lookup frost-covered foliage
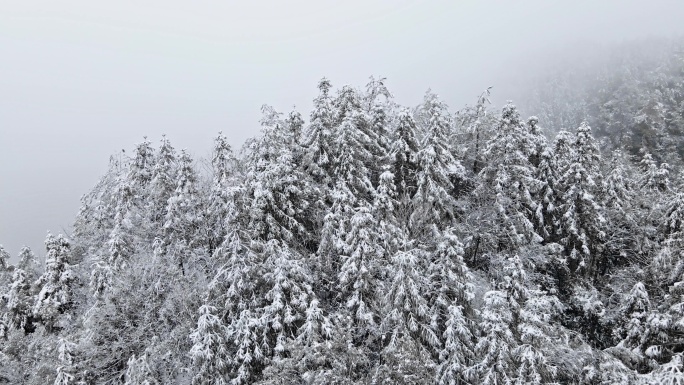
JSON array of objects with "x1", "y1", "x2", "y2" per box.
[{"x1": 3, "y1": 71, "x2": 684, "y2": 384}]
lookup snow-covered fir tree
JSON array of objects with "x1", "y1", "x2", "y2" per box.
[
  {"x1": 410, "y1": 91, "x2": 465, "y2": 236},
  {"x1": 33, "y1": 233, "x2": 76, "y2": 332},
  {"x1": 557, "y1": 122, "x2": 607, "y2": 279}
]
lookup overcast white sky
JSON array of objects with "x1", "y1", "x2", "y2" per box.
[{"x1": 2, "y1": 0, "x2": 684, "y2": 260}]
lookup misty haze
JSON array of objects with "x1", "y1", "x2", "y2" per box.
[{"x1": 3, "y1": 1, "x2": 684, "y2": 384}]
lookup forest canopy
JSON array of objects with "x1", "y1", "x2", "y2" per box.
[{"x1": 2, "y1": 38, "x2": 684, "y2": 384}]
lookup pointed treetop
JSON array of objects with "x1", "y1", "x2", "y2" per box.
[
  {"x1": 0, "y1": 244, "x2": 9, "y2": 271},
  {"x1": 317, "y1": 77, "x2": 332, "y2": 96}
]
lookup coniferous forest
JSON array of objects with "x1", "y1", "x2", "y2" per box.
[{"x1": 4, "y1": 39, "x2": 684, "y2": 384}]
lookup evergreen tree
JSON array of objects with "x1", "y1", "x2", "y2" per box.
[
  {"x1": 127, "y1": 138, "x2": 155, "y2": 197},
  {"x1": 163, "y1": 149, "x2": 206, "y2": 275},
  {"x1": 189, "y1": 305, "x2": 231, "y2": 385},
  {"x1": 410, "y1": 91, "x2": 465, "y2": 235},
  {"x1": 364, "y1": 76, "x2": 394, "y2": 185},
  {"x1": 257, "y1": 298, "x2": 334, "y2": 385},
  {"x1": 455, "y1": 87, "x2": 495, "y2": 175},
  {"x1": 376, "y1": 242, "x2": 438, "y2": 384},
  {"x1": 552, "y1": 130, "x2": 576, "y2": 176},
  {"x1": 437, "y1": 304, "x2": 477, "y2": 385},
  {"x1": 206, "y1": 131, "x2": 240, "y2": 258},
  {"x1": 534, "y1": 147, "x2": 561, "y2": 242},
  {"x1": 303, "y1": 78, "x2": 336, "y2": 187},
  {"x1": 221, "y1": 240, "x2": 320, "y2": 385},
  {"x1": 244, "y1": 105, "x2": 317, "y2": 246},
  {"x1": 391, "y1": 108, "x2": 421, "y2": 204},
  {"x1": 33, "y1": 233, "x2": 75, "y2": 332},
  {"x1": 332, "y1": 88, "x2": 377, "y2": 203},
  {"x1": 469, "y1": 290, "x2": 516, "y2": 385},
  {"x1": 6, "y1": 249, "x2": 38, "y2": 330},
  {"x1": 105, "y1": 173, "x2": 136, "y2": 271},
  {"x1": 640, "y1": 152, "x2": 671, "y2": 193},
  {"x1": 527, "y1": 116, "x2": 549, "y2": 168},
  {"x1": 616, "y1": 282, "x2": 651, "y2": 352},
  {"x1": 557, "y1": 123, "x2": 607, "y2": 279},
  {"x1": 480, "y1": 103, "x2": 543, "y2": 249},
  {"x1": 338, "y1": 205, "x2": 381, "y2": 334},
  {"x1": 372, "y1": 168, "x2": 403, "y2": 263},
  {"x1": 0, "y1": 245, "x2": 9, "y2": 272},
  {"x1": 54, "y1": 338, "x2": 77, "y2": 385},
  {"x1": 148, "y1": 135, "x2": 177, "y2": 227},
  {"x1": 316, "y1": 181, "x2": 356, "y2": 301},
  {"x1": 432, "y1": 229, "x2": 477, "y2": 385},
  {"x1": 603, "y1": 150, "x2": 636, "y2": 215}
]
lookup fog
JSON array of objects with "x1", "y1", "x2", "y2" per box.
[{"x1": 1, "y1": 0, "x2": 684, "y2": 260}]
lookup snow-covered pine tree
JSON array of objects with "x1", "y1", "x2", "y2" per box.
[
  {"x1": 337, "y1": 205, "x2": 382, "y2": 336},
  {"x1": 410, "y1": 91, "x2": 465, "y2": 236},
  {"x1": 432, "y1": 229, "x2": 477, "y2": 385},
  {"x1": 471, "y1": 256, "x2": 561, "y2": 384},
  {"x1": 17, "y1": 246, "x2": 39, "y2": 277},
  {"x1": 616, "y1": 282, "x2": 651, "y2": 353},
  {"x1": 54, "y1": 338, "x2": 78, "y2": 385},
  {"x1": 104, "y1": 167, "x2": 137, "y2": 272},
  {"x1": 110, "y1": 138, "x2": 156, "y2": 253},
  {"x1": 97, "y1": 139, "x2": 156, "y2": 281},
  {"x1": 6, "y1": 248, "x2": 39, "y2": 330},
  {"x1": 303, "y1": 78, "x2": 336, "y2": 187},
  {"x1": 552, "y1": 130, "x2": 576, "y2": 177},
  {"x1": 603, "y1": 150, "x2": 636, "y2": 217},
  {"x1": 657, "y1": 193, "x2": 684, "y2": 357},
  {"x1": 437, "y1": 304, "x2": 477, "y2": 385},
  {"x1": 286, "y1": 109, "x2": 305, "y2": 146},
  {"x1": 364, "y1": 76, "x2": 393, "y2": 159},
  {"x1": 72, "y1": 151, "x2": 127, "y2": 262},
  {"x1": 372, "y1": 167, "x2": 403, "y2": 267},
  {"x1": 127, "y1": 138, "x2": 155, "y2": 194},
  {"x1": 243, "y1": 105, "x2": 317, "y2": 247},
  {"x1": 33, "y1": 233, "x2": 75, "y2": 332},
  {"x1": 468, "y1": 289, "x2": 516, "y2": 384},
  {"x1": 514, "y1": 292, "x2": 562, "y2": 385},
  {"x1": 527, "y1": 116, "x2": 549, "y2": 169},
  {"x1": 5, "y1": 247, "x2": 39, "y2": 331},
  {"x1": 299, "y1": 312, "x2": 370, "y2": 385},
  {"x1": 375, "y1": 241, "x2": 439, "y2": 385},
  {"x1": 148, "y1": 135, "x2": 177, "y2": 228},
  {"x1": 290, "y1": 299, "x2": 335, "y2": 382},
  {"x1": 189, "y1": 305, "x2": 231, "y2": 385},
  {"x1": 206, "y1": 131, "x2": 240, "y2": 260},
  {"x1": 362, "y1": 76, "x2": 394, "y2": 189},
  {"x1": 640, "y1": 152, "x2": 671, "y2": 193},
  {"x1": 331, "y1": 87, "x2": 377, "y2": 204},
  {"x1": 454, "y1": 87, "x2": 495, "y2": 175},
  {"x1": 224, "y1": 240, "x2": 320, "y2": 385},
  {"x1": 557, "y1": 122, "x2": 607, "y2": 279},
  {"x1": 429, "y1": 227, "x2": 474, "y2": 328},
  {"x1": 163, "y1": 149, "x2": 206, "y2": 275},
  {"x1": 479, "y1": 103, "x2": 543, "y2": 250},
  {"x1": 315, "y1": 181, "x2": 356, "y2": 301},
  {"x1": 0, "y1": 245, "x2": 9, "y2": 272},
  {"x1": 533, "y1": 146, "x2": 562, "y2": 243},
  {"x1": 391, "y1": 108, "x2": 421, "y2": 209},
  {"x1": 254, "y1": 245, "x2": 332, "y2": 385},
  {"x1": 0, "y1": 245, "x2": 11, "y2": 314}
]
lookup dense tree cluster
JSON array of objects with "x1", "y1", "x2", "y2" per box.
[
  {"x1": 3, "y1": 60, "x2": 684, "y2": 384},
  {"x1": 522, "y1": 38, "x2": 684, "y2": 167}
]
